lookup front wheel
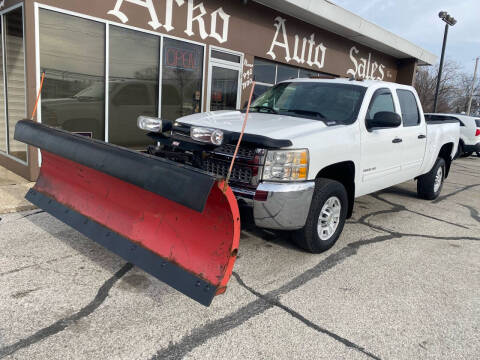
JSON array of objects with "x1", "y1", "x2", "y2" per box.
[
  {"x1": 293, "y1": 178, "x2": 348, "y2": 253},
  {"x1": 417, "y1": 157, "x2": 445, "y2": 200}
]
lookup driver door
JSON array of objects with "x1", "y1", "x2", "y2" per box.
[{"x1": 359, "y1": 88, "x2": 404, "y2": 195}]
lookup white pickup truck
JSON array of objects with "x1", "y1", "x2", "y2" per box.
[{"x1": 139, "y1": 78, "x2": 460, "y2": 253}]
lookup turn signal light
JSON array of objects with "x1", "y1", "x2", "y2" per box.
[{"x1": 254, "y1": 190, "x2": 269, "y2": 202}]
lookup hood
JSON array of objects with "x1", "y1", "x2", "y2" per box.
[{"x1": 177, "y1": 111, "x2": 328, "y2": 140}]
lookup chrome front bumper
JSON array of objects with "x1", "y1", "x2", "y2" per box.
[{"x1": 240, "y1": 181, "x2": 315, "y2": 230}]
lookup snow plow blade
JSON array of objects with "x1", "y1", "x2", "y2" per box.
[{"x1": 14, "y1": 120, "x2": 240, "y2": 306}]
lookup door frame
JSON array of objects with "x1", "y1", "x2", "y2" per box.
[{"x1": 207, "y1": 46, "x2": 244, "y2": 112}]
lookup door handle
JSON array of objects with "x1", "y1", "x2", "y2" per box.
[
  {"x1": 418, "y1": 134, "x2": 426, "y2": 139},
  {"x1": 392, "y1": 138, "x2": 403, "y2": 144}
]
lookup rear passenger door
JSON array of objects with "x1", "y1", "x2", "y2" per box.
[{"x1": 396, "y1": 89, "x2": 426, "y2": 178}]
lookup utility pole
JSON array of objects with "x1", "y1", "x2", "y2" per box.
[
  {"x1": 433, "y1": 11, "x2": 457, "y2": 113},
  {"x1": 467, "y1": 57, "x2": 479, "y2": 116}
]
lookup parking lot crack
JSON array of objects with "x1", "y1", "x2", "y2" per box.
[
  {"x1": 432, "y1": 183, "x2": 480, "y2": 204},
  {"x1": 232, "y1": 272, "x2": 382, "y2": 360},
  {"x1": 371, "y1": 193, "x2": 470, "y2": 229},
  {"x1": 149, "y1": 233, "x2": 396, "y2": 360},
  {"x1": 0, "y1": 263, "x2": 133, "y2": 359}
]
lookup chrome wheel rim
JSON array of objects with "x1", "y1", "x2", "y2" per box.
[
  {"x1": 317, "y1": 196, "x2": 341, "y2": 241},
  {"x1": 434, "y1": 166, "x2": 443, "y2": 193}
]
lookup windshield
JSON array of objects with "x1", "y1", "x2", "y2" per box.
[{"x1": 249, "y1": 82, "x2": 367, "y2": 125}]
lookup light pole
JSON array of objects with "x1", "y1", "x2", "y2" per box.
[
  {"x1": 432, "y1": 11, "x2": 457, "y2": 113},
  {"x1": 467, "y1": 57, "x2": 479, "y2": 116}
]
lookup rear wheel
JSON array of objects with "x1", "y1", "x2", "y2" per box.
[
  {"x1": 293, "y1": 178, "x2": 348, "y2": 253},
  {"x1": 417, "y1": 157, "x2": 445, "y2": 200},
  {"x1": 463, "y1": 151, "x2": 473, "y2": 157}
]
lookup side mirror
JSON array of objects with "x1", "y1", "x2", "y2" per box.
[{"x1": 367, "y1": 111, "x2": 401, "y2": 131}]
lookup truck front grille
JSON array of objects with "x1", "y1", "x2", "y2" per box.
[
  {"x1": 212, "y1": 144, "x2": 257, "y2": 160},
  {"x1": 202, "y1": 158, "x2": 253, "y2": 184}
]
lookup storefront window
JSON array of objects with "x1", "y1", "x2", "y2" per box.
[
  {"x1": 6, "y1": 8, "x2": 26, "y2": 161},
  {"x1": 210, "y1": 67, "x2": 239, "y2": 111},
  {"x1": 40, "y1": 10, "x2": 105, "y2": 140},
  {"x1": 109, "y1": 26, "x2": 159, "y2": 149},
  {"x1": 252, "y1": 57, "x2": 335, "y2": 100},
  {"x1": 253, "y1": 58, "x2": 276, "y2": 84},
  {"x1": 211, "y1": 50, "x2": 240, "y2": 64},
  {"x1": 299, "y1": 68, "x2": 328, "y2": 79},
  {"x1": 277, "y1": 64, "x2": 298, "y2": 82},
  {"x1": 161, "y1": 38, "x2": 203, "y2": 121}
]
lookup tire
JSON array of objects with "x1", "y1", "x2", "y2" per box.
[
  {"x1": 476, "y1": 152, "x2": 480, "y2": 158},
  {"x1": 417, "y1": 157, "x2": 446, "y2": 200},
  {"x1": 462, "y1": 152, "x2": 473, "y2": 158},
  {"x1": 293, "y1": 178, "x2": 348, "y2": 253}
]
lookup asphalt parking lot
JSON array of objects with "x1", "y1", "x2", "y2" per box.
[{"x1": 0, "y1": 156, "x2": 479, "y2": 360}]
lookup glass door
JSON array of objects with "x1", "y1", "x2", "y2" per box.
[{"x1": 207, "y1": 48, "x2": 242, "y2": 111}]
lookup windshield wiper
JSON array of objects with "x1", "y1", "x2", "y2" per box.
[
  {"x1": 281, "y1": 109, "x2": 326, "y2": 120},
  {"x1": 250, "y1": 105, "x2": 278, "y2": 114}
]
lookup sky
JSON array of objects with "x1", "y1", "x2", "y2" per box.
[{"x1": 331, "y1": 0, "x2": 480, "y2": 73}]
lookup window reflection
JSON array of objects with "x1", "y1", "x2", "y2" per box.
[
  {"x1": 109, "y1": 26, "x2": 159, "y2": 149},
  {"x1": 210, "y1": 67, "x2": 238, "y2": 111},
  {"x1": 5, "y1": 8, "x2": 26, "y2": 161},
  {"x1": 253, "y1": 58, "x2": 276, "y2": 84},
  {"x1": 276, "y1": 64, "x2": 298, "y2": 82},
  {"x1": 161, "y1": 38, "x2": 203, "y2": 121},
  {"x1": 40, "y1": 10, "x2": 105, "y2": 140}
]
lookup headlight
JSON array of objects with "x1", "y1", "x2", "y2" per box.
[
  {"x1": 137, "y1": 116, "x2": 163, "y2": 132},
  {"x1": 263, "y1": 149, "x2": 308, "y2": 181},
  {"x1": 190, "y1": 127, "x2": 224, "y2": 145}
]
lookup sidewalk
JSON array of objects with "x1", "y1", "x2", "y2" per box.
[{"x1": 0, "y1": 166, "x2": 35, "y2": 214}]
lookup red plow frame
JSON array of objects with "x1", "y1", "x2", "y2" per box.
[{"x1": 15, "y1": 120, "x2": 240, "y2": 306}]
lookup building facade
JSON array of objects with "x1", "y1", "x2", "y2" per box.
[{"x1": 0, "y1": 0, "x2": 436, "y2": 180}]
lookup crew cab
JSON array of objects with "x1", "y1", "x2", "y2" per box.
[
  {"x1": 138, "y1": 79, "x2": 460, "y2": 253},
  {"x1": 424, "y1": 113, "x2": 480, "y2": 157}
]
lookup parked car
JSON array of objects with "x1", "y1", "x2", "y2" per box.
[
  {"x1": 16, "y1": 78, "x2": 461, "y2": 306},
  {"x1": 425, "y1": 113, "x2": 480, "y2": 157},
  {"x1": 140, "y1": 78, "x2": 460, "y2": 252}
]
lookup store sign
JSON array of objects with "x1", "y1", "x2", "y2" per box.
[
  {"x1": 164, "y1": 46, "x2": 200, "y2": 70},
  {"x1": 108, "y1": 0, "x2": 230, "y2": 43},
  {"x1": 267, "y1": 17, "x2": 327, "y2": 70},
  {"x1": 347, "y1": 46, "x2": 387, "y2": 80}
]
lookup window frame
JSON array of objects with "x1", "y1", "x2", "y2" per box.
[
  {"x1": 207, "y1": 45, "x2": 244, "y2": 111},
  {"x1": 34, "y1": 3, "x2": 207, "y2": 157},
  {"x1": 0, "y1": 2, "x2": 27, "y2": 165},
  {"x1": 366, "y1": 87, "x2": 397, "y2": 123}
]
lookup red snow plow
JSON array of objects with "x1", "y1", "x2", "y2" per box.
[{"x1": 14, "y1": 120, "x2": 240, "y2": 306}]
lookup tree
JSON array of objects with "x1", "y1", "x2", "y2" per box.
[{"x1": 415, "y1": 59, "x2": 480, "y2": 115}]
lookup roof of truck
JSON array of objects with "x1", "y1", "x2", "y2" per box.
[{"x1": 284, "y1": 77, "x2": 415, "y2": 90}]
